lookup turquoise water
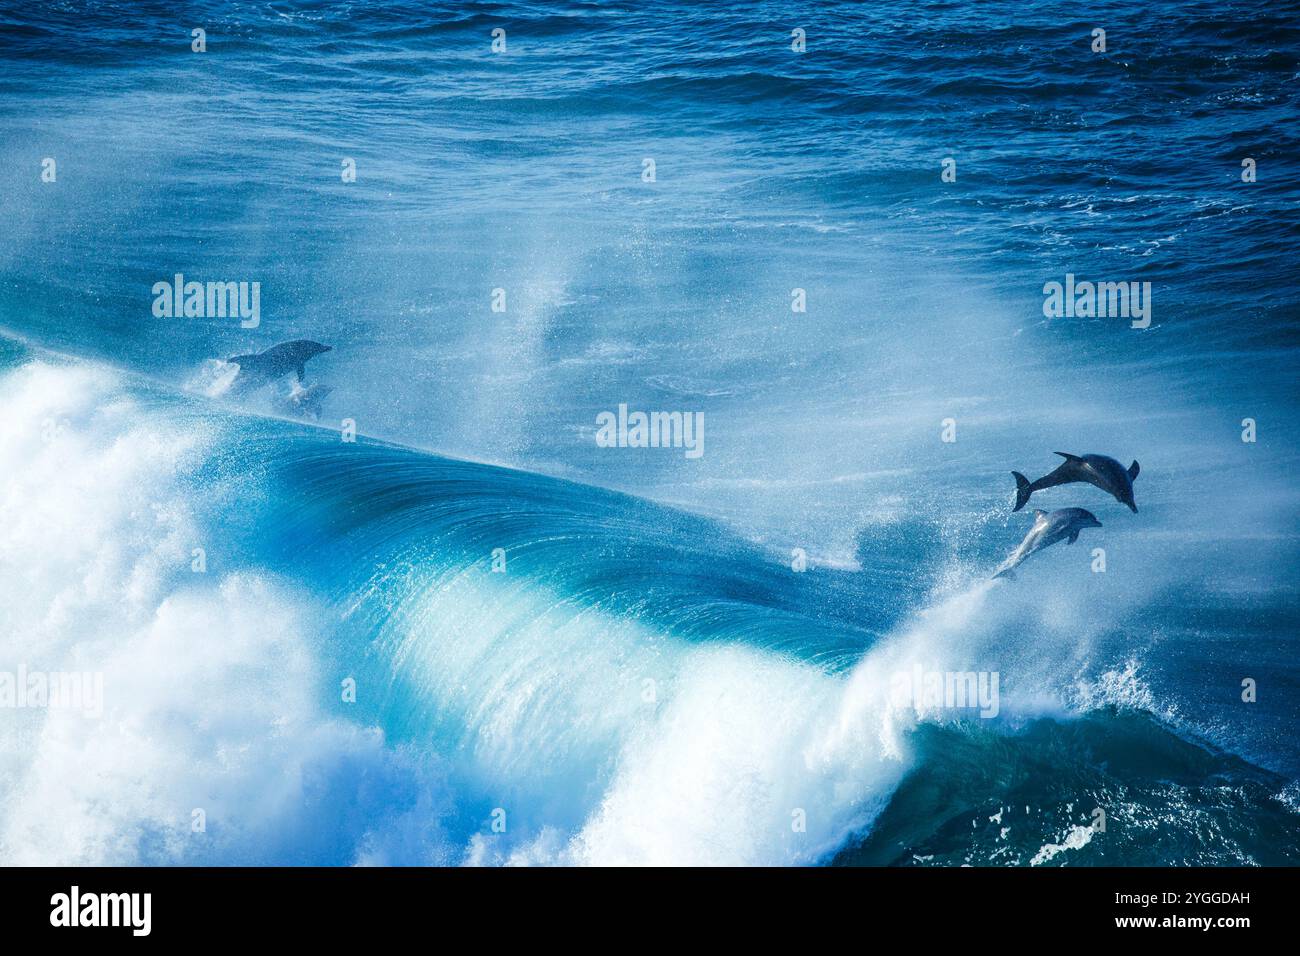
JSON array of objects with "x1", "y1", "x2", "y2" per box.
[{"x1": 0, "y1": 1, "x2": 1297, "y2": 864}]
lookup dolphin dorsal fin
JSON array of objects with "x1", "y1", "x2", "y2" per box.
[
  {"x1": 1054, "y1": 451, "x2": 1084, "y2": 461},
  {"x1": 1128, "y1": 460, "x2": 1140, "y2": 480}
]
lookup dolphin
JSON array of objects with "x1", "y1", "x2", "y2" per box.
[
  {"x1": 228, "y1": 340, "x2": 332, "y2": 392},
  {"x1": 273, "y1": 382, "x2": 333, "y2": 421},
  {"x1": 1012, "y1": 452, "x2": 1139, "y2": 513},
  {"x1": 993, "y1": 507, "x2": 1102, "y2": 579}
]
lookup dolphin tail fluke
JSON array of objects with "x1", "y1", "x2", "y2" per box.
[
  {"x1": 296, "y1": 363, "x2": 306, "y2": 383},
  {"x1": 228, "y1": 354, "x2": 260, "y2": 368},
  {"x1": 992, "y1": 566, "x2": 1016, "y2": 581},
  {"x1": 1011, "y1": 471, "x2": 1032, "y2": 512}
]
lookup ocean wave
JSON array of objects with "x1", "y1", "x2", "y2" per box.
[{"x1": 3, "y1": 351, "x2": 1294, "y2": 864}]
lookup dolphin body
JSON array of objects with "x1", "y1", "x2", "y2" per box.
[
  {"x1": 1012, "y1": 452, "x2": 1140, "y2": 513},
  {"x1": 273, "y1": 382, "x2": 333, "y2": 421},
  {"x1": 993, "y1": 507, "x2": 1101, "y2": 579},
  {"x1": 228, "y1": 340, "x2": 332, "y2": 392}
]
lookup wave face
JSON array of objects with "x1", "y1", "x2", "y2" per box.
[
  {"x1": 0, "y1": 1, "x2": 1298, "y2": 864},
  {"x1": 0, "y1": 346, "x2": 1296, "y2": 865}
]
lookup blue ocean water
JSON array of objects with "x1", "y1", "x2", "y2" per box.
[{"x1": 0, "y1": 1, "x2": 1297, "y2": 865}]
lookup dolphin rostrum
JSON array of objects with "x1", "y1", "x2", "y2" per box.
[
  {"x1": 228, "y1": 340, "x2": 332, "y2": 391},
  {"x1": 993, "y1": 507, "x2": 1102, "y2": 579},
  {"x1": 1012, "y1": 452, "x2": 1139, "y2": 513}
]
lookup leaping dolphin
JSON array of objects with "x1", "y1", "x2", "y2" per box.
[
  {"x1": 273, "y1": 382, "x2": 333, "y2": 421},
  {"x1": 1012, "y1": 452, "x2": 1139, "y2": 513},
  {"x1": 228, "y1": 340, "x2": 332, "y2": 392},
  {"x1": 993, "y1": 507, "x2": 1102, "y2": 579}
]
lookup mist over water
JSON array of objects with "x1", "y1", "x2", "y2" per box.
[{"x1": 0, "y1": 1, "x2": 1297, "y2": 865}]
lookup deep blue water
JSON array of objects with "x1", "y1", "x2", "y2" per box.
[{"x1": 0, "y1": 1, "x2": 1297, "y2": 865}]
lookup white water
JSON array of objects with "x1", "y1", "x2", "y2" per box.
[{"x1": 0, "y1": 358, "x2": 1147, "y2": 865}]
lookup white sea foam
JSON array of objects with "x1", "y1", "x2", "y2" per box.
[
  {"x1": 1030, "y1": 825, "x2": 1095, "y2": 865},
  {"x1": 0, "y1": 360, "x2": 452, "y2": 865}
]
